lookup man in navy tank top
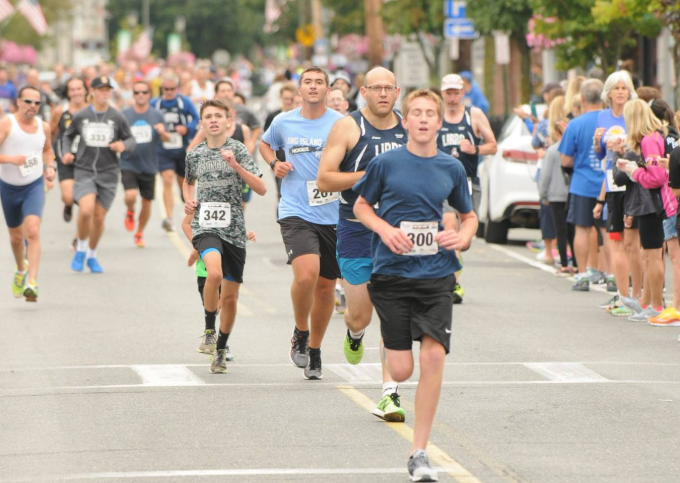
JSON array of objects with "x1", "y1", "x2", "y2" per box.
[
  {"x1": 317, "y1": 67, "x2": 408, "y2": 422},
  {"x1": 437, "y1": 73, "x2": 497, "y2": 304}
]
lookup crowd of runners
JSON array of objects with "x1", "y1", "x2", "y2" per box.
[{"x1": 1, "y1": 57, "x2": 679, "y2": 482}]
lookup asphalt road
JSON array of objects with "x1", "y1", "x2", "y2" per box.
[{"x1": 2, "y1": 162, "x2": 680, "y2": 483}]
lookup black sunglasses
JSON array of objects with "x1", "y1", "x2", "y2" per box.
[
  {"x1": 20, "y1": 99, "x2": 42, "y2": 106},
  {"x1": 133, "y1": 90, "x2": 150, "y2": 95},
  {"x1": 162, "y1": 87, "x2": 177, "y2": 91}
]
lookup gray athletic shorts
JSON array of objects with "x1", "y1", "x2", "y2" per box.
[{"x1": 73, "y1": 168, "x2": 119, "y2": 211}]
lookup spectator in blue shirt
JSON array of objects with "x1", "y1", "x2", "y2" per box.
[
  {"x1": 459, "y1": 71, "x2": 489, "y2": 116},
  {"x1": 0, "y1": 67, "x2": 17, "y2": 114}
]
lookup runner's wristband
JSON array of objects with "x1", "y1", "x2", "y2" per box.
[
  {"x1": 474, "y1": 145, "x2": 479, "y2": 155},
  {"x1": 596, "y1": 199, "x2": 605, "y2": 205}
]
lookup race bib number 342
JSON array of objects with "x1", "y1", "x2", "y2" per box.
[
  {"x1": 199, "y1": 202, "x2": 231, "y2": 228},
  {"x1": 400, "y1": 221, "x2": 439, "y2": 256},
  {"x1": 307, "y1": 181, "x2": 338, "y2": 206}
]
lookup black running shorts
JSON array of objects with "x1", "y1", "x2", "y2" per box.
[
  {"x1": 121, "y1": 170, "x2": 156, "y2": 201},
  {"x1": 368, "y1": 274, "x2": 457, "y2": 354},
  {"x1": 192, "y1": 234, "x2": 246, "y2": 284},
  {"x1": 278, "y1": 216, "x2": 341, "y2": 280}
]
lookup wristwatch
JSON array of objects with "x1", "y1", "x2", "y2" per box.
[
  {"x1": 474, "y1": 145, "x2": 480, "y2": 155},
  {"x1": 269, "y1": 159, "x2": 278, "y2": 170}
]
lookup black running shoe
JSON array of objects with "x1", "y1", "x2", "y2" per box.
[{"x1": 63, "y1": 205, "x2": 73, "y2": 222}]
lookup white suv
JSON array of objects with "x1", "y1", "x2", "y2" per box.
[{"x1": 477, "y1": 105, "x2": 547, "y2": 244}]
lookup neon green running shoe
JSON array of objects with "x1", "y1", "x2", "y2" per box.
[
  {"x1": 610, "y1": 305, "x2": 634, "y2": 317},
  {"x1": 452, "y1": 283, "x2": 464, "y2": 304},
  {"x1": 23, "y1": 279, "x2": 38, "y2": 302},
  {"x1": 12, "y1": 269, "x2": 27, "y2": 298},
  {"x1": 343, "y1": 330, "x2": 364, "y2": 365},
  {"x1": 371, "y1": 393, "x2": 406, "y2": 422}
]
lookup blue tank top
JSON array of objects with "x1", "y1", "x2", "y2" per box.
[
  {"x1": 436, "y1": 107, "x2": 479, "y2": 179},
  {"x1": 338, "y1": 110, "x2": 407, "y2": 219}
]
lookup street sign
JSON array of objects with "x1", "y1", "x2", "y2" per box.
[
  {"x1": 395, "y1": 42, "x2": 429, "y2": 88},
  {"x1": 444, "y1": 0, "x2": 466, "y2": 19},
  {"x1": 444, "y1": 18, "x2": 479, "y2": 39}
]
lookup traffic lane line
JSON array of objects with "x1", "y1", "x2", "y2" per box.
[
  {"x1": 338, "y1": 385, "x2": 485, "y2": 483},
  {"x1": 487, "y1": 244, "x2": 610, "y2": 293}
]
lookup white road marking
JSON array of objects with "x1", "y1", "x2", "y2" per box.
[
  {"x1": 3, "y1": 467, "x2": 468, "y2": 481},
  {"x1": 488, "y1": 244, "x2": 609, "y2": 293},
  {"x1": 131, "y1": 365, "x2": 205, "y2": 386},
  {"x1": 524, "y1": 362, "x2": 610, "y2": 383},
  {"x1": 326, "y1": 363, "x2": 383, "y2": 383}
]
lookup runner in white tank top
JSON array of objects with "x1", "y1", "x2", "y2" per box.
[{"x1": 0, "y1": 85, "x2": 55, "y2": 302}]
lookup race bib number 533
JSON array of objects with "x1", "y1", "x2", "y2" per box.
[
  {"x1": 199, "y1": 202, "x2": 231, "y2": 228},
  {"x1": 400, "y1": 221, "x2": 439, "y2": 256},
  {"x1": 307, "y1": 181, "x2": 338, "y2": 206}
]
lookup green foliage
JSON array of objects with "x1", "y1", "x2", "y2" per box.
[
  {"x1": 321, "y1": 0, "x2": 364, "y2": 35},
  {"x1": 380, "y1": 0, "x2": 444, "y2": 36},
  {"x1": 466, "y1": 0, "x2": 533, "y2": 39},
  {"x1": 107, "y1": 0, "x2": 269, "y2": 60},
  {"x1": 1, "y1": 0, "x2": 73, "y2": 48},
  {"x1": 530, "y1": 0, "x2": 662, "y2": 73}
]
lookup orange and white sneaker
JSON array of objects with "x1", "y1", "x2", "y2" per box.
[
  {"x1": 648, "y1": 307, "x2": 680, "y2": 327},
  {"x1": 124, "y1": 210, "x2": 135, "y2": 232},
  {"x1": 134, "y1": 232, "x2": 145, "y2": 248}
]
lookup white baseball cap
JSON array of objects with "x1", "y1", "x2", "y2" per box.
[{"x1": 441, "y1": 74, "x2": 464, "y2": 91}]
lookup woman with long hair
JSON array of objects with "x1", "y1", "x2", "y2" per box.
[
  {"x1": 617, "y1": 99, "x2": 677, "y2": 321},
  {"x1": 539, "y1": 95, "x2": 573, "y2": 275}
]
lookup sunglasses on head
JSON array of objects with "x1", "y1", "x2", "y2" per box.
[
  {"x1": 133, "y1": 90, "x2": 150, "y2": 95},
  {"x1": 20, "y1": 99, "x2": 42, "y2": 106}
]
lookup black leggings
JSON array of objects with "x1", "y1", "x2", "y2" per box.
[{"x1": 550, "y1": 202, "x2": 575, "y2": 267}]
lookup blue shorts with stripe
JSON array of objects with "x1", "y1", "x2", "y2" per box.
[{"x1": 336, "y1": 218, "x2": 373, "y2": 285}]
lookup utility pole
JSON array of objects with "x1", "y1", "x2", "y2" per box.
[
  {"x1": 142, "y1": 0, "x2": 150, "y2": 30},
  {"x1": 364, "y1": 0, "x2": 384, "y2": 67}
]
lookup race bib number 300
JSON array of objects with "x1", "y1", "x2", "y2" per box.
[
  {"x1": 83, "y1": 123, "x2": 114, "y2": 148},
  {"x1": 199, "y1": 202, "x2": 231, "y2": 228},
  {"x1": 307, "y1": 181, "x2": 339, "y2": 206},
  {"x1": 400, "y1": 221, "x2": 439, "y2": 256},
  {"x1": 19, "y1": 152, "x2": 41, "y2": 177}
]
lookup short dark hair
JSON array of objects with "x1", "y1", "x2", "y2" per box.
[
  {"x1": 214, "y1": 79, "x2": 235, "y2": 93},
  {"x1": 299, "y1": 66, "x2": 329, "y2": 87},
  {"x1": 200, "y1": 99, "x2": 230, "y2": 119},
  {"x1": 17, "y1": 85, "x2": 40, "y2": 99},
  {"x1": 234, "y1": 92, "x2": 246, "y2": 104}
]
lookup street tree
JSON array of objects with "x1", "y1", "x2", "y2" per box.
[{"x1": 530, "y1": 0, "x2": 661, "y2": 74}]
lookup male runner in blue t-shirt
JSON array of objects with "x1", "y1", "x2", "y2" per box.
[
  {"x1": 260, "y1": 66, "x2": 344, "y2": 380},
  {"x1": 152, "y1": 72, "x2": 199, "y2": 232},
  {"x1": 317, "y1": 66, "x2": 407, "y2": 421},
  {"x1": 353, "y1": 89, "x2": 477, "y2": 482}
]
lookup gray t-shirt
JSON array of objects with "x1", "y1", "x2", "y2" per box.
[
  {"x1": 234, "y1": 104, "x2": 261, "y2": 132},
  {"x1": 62, "y1": 106, "x2": 136, "y2": 172},
  {"x1": 185, "y1": 138, "x2": 262, "y2": 248},
  {"x1": 121, "y1": 107, "x2": 165, "y2": 174}
]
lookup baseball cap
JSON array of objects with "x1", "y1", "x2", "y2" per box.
[
  {"x1": 458, "y1": 71, "x2": 473, "y2": 82},
  {"x1": 91, "y1": 76, "x2": 113, "y2": 89},
  {"x1": 441, "y1": 74, "x2": 464, "y2": 91},
  {"x1": 332, "y1": 71, "x2": 351, "y2": 86}
]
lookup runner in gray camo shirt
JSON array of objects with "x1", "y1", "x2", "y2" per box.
[{"x1": 182, "y1": 99, "x2": 266, "y2": 374}]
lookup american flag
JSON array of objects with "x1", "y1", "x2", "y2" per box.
[
  {"x1": 0, "y1": 0, "x2": 15, "y2": 23},
  {"x1": 17, "y1": 0, "x2": 47, "y2": 36}
]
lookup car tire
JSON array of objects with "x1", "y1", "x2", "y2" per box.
[{"x1": 484, "y1": 217, "x2": 509, "y2": 244}]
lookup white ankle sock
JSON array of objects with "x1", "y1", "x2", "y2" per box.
[
  {"x1": 349, "y1": 329, "x2": 364, "y2": 339},
  {"x1": 86, "y1": 248, "x2": 97, "y2": 259},
  {"x1": 382, "y1": 382, "x2": 398, "y2": 398},
  {"x1": 76, "y1": 239, "x2": 88, "y2": 252}
]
